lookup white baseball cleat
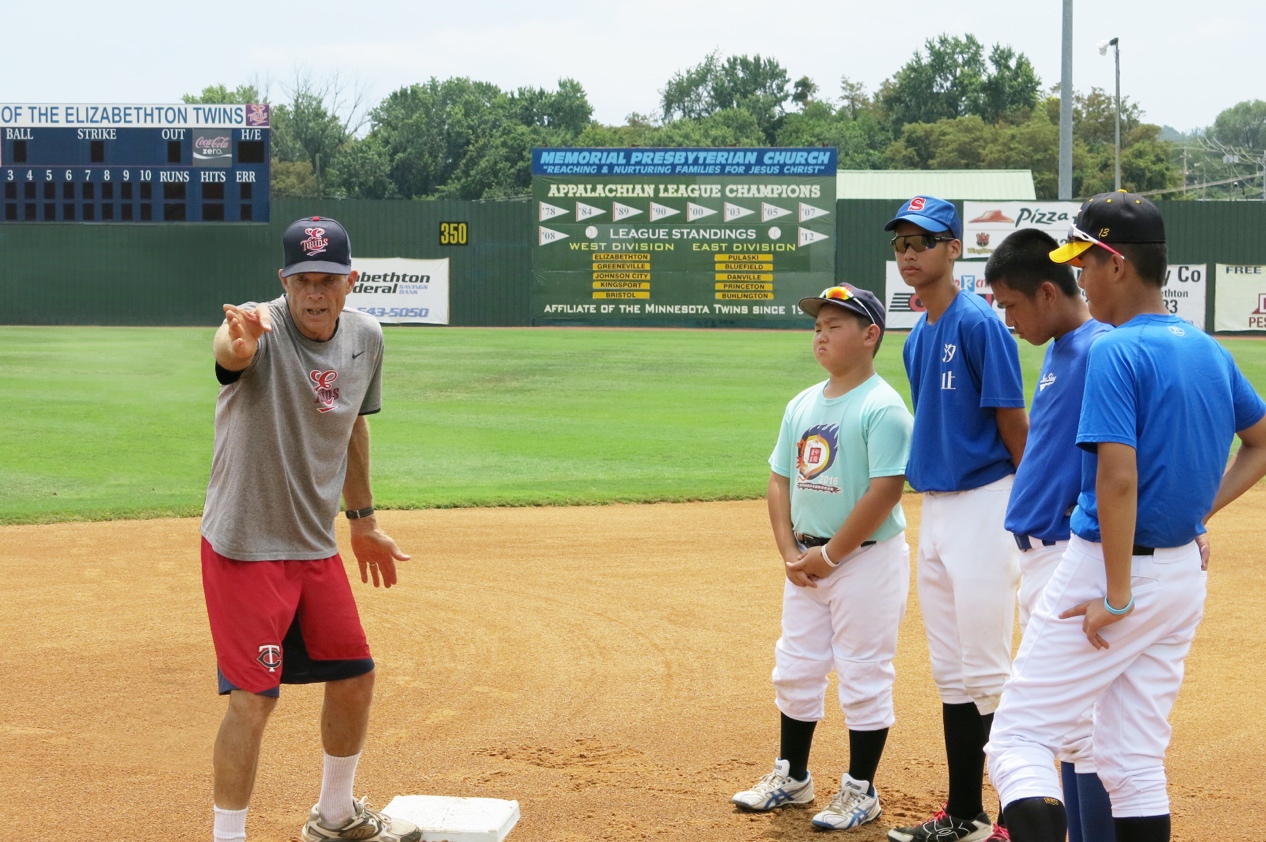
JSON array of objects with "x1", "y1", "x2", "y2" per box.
[
  {"x1": 301, "y1": 796, "x2": 421, "y2": 842},
  {"x1": 731, "y1": 759, "x2": 814, "y2": 811},
  {"x1": 812, "y1": 773, "x2": 882, "y2": 830}
]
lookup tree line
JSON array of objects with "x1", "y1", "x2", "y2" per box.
[{"x1": 187, "y1": 35, "x2": 1266, "y2": 202}]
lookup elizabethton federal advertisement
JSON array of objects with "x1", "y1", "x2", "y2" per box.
[{"x1": 347, "y1": 257, "x2": 449, "y2": 325}]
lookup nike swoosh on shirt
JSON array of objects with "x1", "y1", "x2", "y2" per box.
[{"x1": 352, "y1": 350, "x2": 364, "y2": 359}]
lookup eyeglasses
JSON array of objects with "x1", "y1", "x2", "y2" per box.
[
  {"x1": 891, "y1": 233, "x2": 956, "y2": 254},
  {"x1": 1066, "y1": 223, "x2": 1125, "y2": 266},
  {"x1": 816, "y1": 286, "x2": 877, "y2": 326}
]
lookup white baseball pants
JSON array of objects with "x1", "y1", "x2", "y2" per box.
[
  {"x1": 987, "y1": 535, "x2": 1205, "y2": 817},
  {"x1": 772, "y1": 533, "x2": 910, "y2": 729},
  {"x1": 917, "y1": 476, "x2": 1020, "y2": 714}
]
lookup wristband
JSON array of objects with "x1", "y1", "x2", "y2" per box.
[
  {"x1": 345, "y1": 506, "x2": 375, "y2": 520},
  {"x1": 1103, "y1": 595, "x2": 1133, "y2": 615},
  {"x1": 820, "y1": 544, "x2": 838, "y2": 569}
]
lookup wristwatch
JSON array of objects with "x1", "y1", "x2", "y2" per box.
[{"x1": 345, "y1": 506, "x2": 375, "y2": 520}]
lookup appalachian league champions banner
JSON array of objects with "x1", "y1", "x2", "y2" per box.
[
  {"x1": 532, "y1": 147, "x2": 837, "y2": 326},
  {"x1": 347, "y1": 257, "x2": 449, "y2": 325},
  {"x1": 1214, "y1": 264, "x2": 1266, "y2": 332}
]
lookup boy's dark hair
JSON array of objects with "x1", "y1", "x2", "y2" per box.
[
  {"x1": 1079, "y1": 242, "x2": 1168, "y2": 287},
  {"x1": 984, "y1": 228, "x2": 1078, "y2": 298}
]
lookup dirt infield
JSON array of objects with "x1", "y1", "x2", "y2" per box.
[{"x1": 2, "y1": 491, "x2": 1263, "y2": 841}]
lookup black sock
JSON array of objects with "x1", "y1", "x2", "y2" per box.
[
  {"x1": 847, "y1": 727, "x2": 888, "y2": 791},
  {"x1": 981, "y1": 712, "x2": 1000, "y2": 826},
  {"x1": 779, "y1": 712, "x2": 817, "y2": 781},
  {"x1": 1114, "y1": 814, "x2": 1169, "y2": 842},
  {"x1": 943, "y1": 702, "x2": 987, "y2": 819},
  {"x1": 1003, "y1": 797, "x2": 1067, "y2": 842}
]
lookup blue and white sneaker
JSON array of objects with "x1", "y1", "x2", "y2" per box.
[
  {"x1": 732, "y1": 759, "x2": 814, "y2": 811},
  {"x1": 812, "y1": 774, "x2": 882, "y2": 830}
]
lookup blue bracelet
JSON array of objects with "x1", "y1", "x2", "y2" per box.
[{"x1": 1103, "y1": 595, "x2": 1134, "y2": 615}]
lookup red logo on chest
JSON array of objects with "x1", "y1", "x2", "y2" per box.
[{"x1": 310, "y1": 369, "x2": 340, "y2": 412}]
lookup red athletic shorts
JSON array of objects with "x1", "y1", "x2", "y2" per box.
[{"x1": 201, "y1": 537, "x2": 373, "y2": 696}]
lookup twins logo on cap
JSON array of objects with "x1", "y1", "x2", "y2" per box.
[{"x1": 300, "y1": 227, "x2": 330, "y2": 257}]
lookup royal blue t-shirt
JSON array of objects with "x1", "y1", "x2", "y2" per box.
[
  {"x1": 1006, "y1": 319, "x2": 1112, "y2": 541},
  {"x1": 903, "y1": 291, "x2": 1026, "y2": 492},
  {"x1": 1071, "y1": 314, "x2": 1266, "y2": 547}
]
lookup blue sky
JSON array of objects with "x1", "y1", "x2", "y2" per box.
[{"x1": 6, "y1": 0, "x2": 1261, "y2": 136}]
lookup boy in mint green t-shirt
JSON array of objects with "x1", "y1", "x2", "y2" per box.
[{"x1": 731, "y1": 284, "x2": 913, "y2": 833}]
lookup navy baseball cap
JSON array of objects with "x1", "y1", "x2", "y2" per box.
[
  {"x1": 799, "y1": 284, "x2": 886, "y2": 332},
  {"x1": 884, "y1": 195, "x2": 962, "y2": 239},
  {"x1": 281, "y1": 216, "x2": 353, "y2": 277},
  {"x1": 1049, "y1": 191, "x2": 1166, "y2": 264}
]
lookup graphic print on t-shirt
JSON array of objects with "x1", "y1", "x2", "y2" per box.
[
  {"x1": 310, "y1": 369, "x2": 340, "y2": 413},
  {"x1": 796, "y1": 424, "x2": 841, "y2": 493}
]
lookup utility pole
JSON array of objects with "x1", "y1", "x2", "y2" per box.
[{"x1": 1059, "y1": 0, "x2": 1073, "y2": 200}]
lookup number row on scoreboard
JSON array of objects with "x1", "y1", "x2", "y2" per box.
[
  {"x1": 3, "y1": 167, "x2": 260, "y2": 184},
  {"x1": 4, "y1": 199, "x2": 257, "y2": 222}
]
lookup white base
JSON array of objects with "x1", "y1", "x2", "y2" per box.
[{"x1": 382, "y1": 795, "x2": 520, "y2": 842}]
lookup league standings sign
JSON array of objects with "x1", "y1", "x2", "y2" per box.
[{"x1": 531, "y1": 147, "x2": 837, "y2": 327}]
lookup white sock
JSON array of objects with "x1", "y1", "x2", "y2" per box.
[
  {"x1": 212, "y1": 805, "x2": 248, "y2": 842},
  {"x1": 317, "y1": 751, "x2": 361, "y2": 826}
]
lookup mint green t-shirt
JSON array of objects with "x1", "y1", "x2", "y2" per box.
[{"x1": 769, "y1": 373, "x2": 913, "y2": 542}]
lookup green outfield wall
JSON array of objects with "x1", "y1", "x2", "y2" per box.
[{"x1": 1, "y1": 197, "x2": 1264, "y2": 330}]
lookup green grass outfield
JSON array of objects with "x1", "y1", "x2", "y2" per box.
[{"x1": 3, "y1": 326, "x2": 1264, "y2": 525}]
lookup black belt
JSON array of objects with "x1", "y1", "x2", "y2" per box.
[
  {"x1": 795, "y1": 532, "x2": 875, "y2": 548},
  {"x1": 1132, "y1": 544, "x2": 1155, "y2": 556},
  {"x1": 1013, "y1": 533, "x2": 1059, "y2": 551}
]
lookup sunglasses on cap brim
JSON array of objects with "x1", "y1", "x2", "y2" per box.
[
  {"x1": 1049, "y1": 224, "x2": 1126, "y2": 267},
  {"x1": 812, "y1": 286, "x2": 877, "y2": 325}
]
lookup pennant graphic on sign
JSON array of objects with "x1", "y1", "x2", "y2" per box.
[
  {"x1": 539, "y1": 226, "x2": 570, "y2": 246},
  {"x1": 762, "y1": 203, "x2": 792, "y2": 222},
  {"x1": 798, "y1": 228, "x2": 830, "y2": 247},
  {"x1": 576, "y1": 202, "x2": 605, "y2": 220},
  {"x1": 649, "y1": 202, "x2": 680, "y2": 221},
  {"x1": 724, "y1": 202, "x2": 755, "y2": 222},
  {"x1": 687, "y1": 202, "x2": 717, "y2": 221},
  {"x1": 799, "y1": 203, "x2": 830, "y2": 222},
  {"x1": 539, "y1": 202, "x2": 568, "y2": 221},
  {"x1": 612, "y1": 202, "x2": 643, "y2": 220}
]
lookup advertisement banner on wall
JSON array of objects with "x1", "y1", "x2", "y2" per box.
[
  {"x1": 1214, "y1": 264, "x2": 1266, "y2": 332},
  {"x1": 960, "y1": 201, "x2": 1082, "y2": 261},
  {"x1": 346, "y1": 257, "x2": 450, "y2": 325},
  {"x1": 883, "y1": 261, "x2": 1002, "y2": 330},
  {"x1": 531, "y1": 147, "x2": 837, "y2": 326},
  {"x1": 883, "y1": 261, "x2": 1208, "y2": 332},
  {"x1": 1161, "y1": 264, "x2": 1208, "y2": 330}
]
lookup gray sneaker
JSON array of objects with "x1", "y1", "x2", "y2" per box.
[
  {"x1": 812, "y1": 774, "x2": 882, "y2": 830},
  {"x1": 301, "y1": 796, "x2": 422, "y2": 842},
  {"x1": 732, "y1": 759, "x2": 814, "y2": 811}
]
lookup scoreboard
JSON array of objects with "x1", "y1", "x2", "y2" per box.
[{"x1": 0, "y1": 103, "x2": 270, "y2": 223}]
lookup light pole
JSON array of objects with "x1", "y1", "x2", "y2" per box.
[{"x1": 1098, "y1": 37, "x2": 1121, "y2": 191}]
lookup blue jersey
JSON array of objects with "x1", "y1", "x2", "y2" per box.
[
  {"x1": 770, "y1": 374, "x2": 913, "y2": 542},
  {"x1": 1071, "y1": 314, "x2": 1266, "y2": 547},
  {"x1": 1006, "y1": 319, "x2": 1112, "y2": 541},
  {"x1": 903, "y1": 291, "x2": 1026, "y2": 492}
]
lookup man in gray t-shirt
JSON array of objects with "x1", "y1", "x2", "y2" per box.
[{"x1": 201, "y1": 216, "x2": 420, "y2": 842}]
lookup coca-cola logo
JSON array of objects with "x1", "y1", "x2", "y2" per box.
[{"x1": 195, "y1": 136, "x2": 231, "y2": 150}]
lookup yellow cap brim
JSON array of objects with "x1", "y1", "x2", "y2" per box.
[{"x1": 1049, "y1": 240, "x2": 1094, "y2": 264}]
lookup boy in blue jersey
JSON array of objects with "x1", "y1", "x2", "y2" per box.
[
  {"x1": 733, "y1": 285, "x2": 913, "y2": 833},
  {"x1": 884, "y1": 196, "x2": 1028, "y2": 842},
  {"x1": 985, "y1": 228, "x2": 1113, "y2": 842},
  {"x1": 986, "y1": 193, "x2": 1266, "y2": 842}
]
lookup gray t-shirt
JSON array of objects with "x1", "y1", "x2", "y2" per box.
[{"x1": 201, "y1": 296, "x2": 384, "y2": 560}]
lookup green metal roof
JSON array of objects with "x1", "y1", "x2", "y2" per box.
[{"x1": 836, "y1": 170, "x2": 1036, "y2": 200}]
